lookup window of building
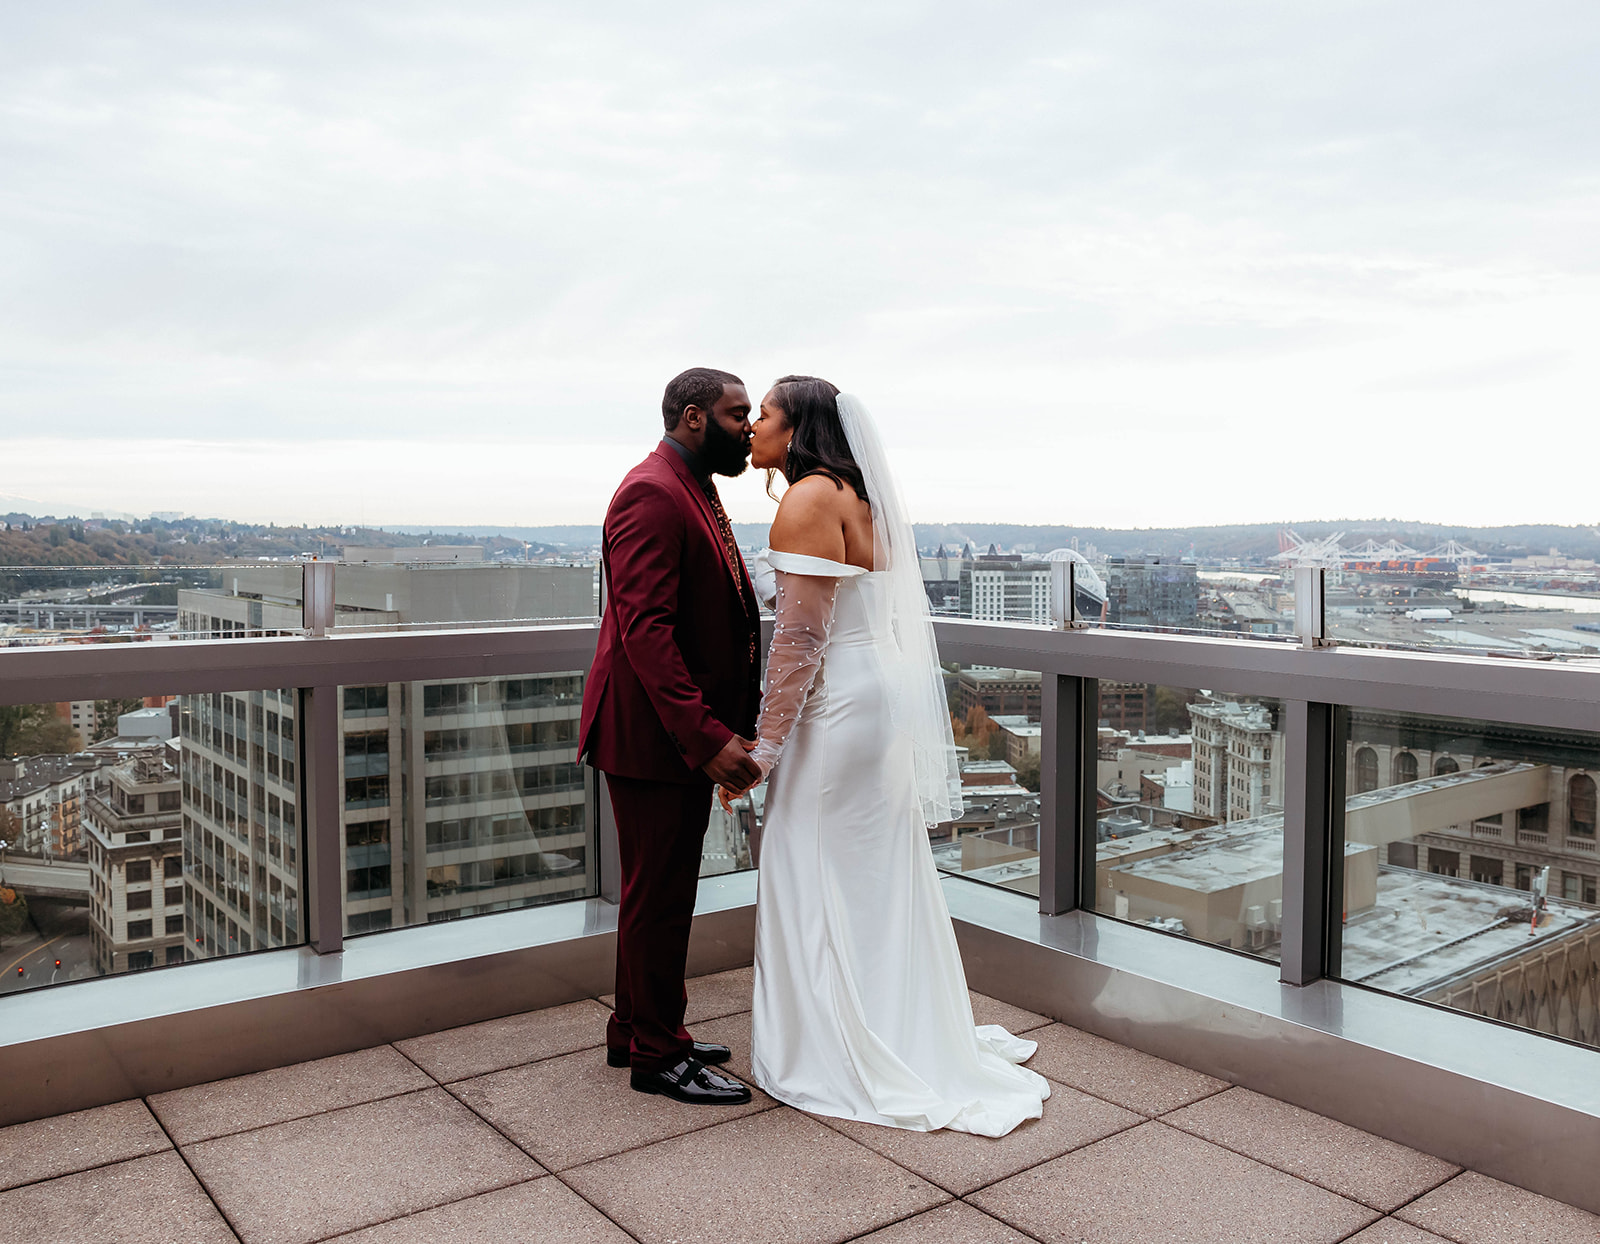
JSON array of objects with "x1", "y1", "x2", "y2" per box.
[
  {"x1": 166, "y1": 945, "x2": 186, "y2": 965},
  {"x1": 343, "y1": 685, "x2": 389, "y2": 716},
  {"x1": 127, "y1": 920, "x2": 153, "y2": 940},
  {"x1": 1433, "y1": 756, "x2": 1459, "y2": 775},
  {"x1": 346, "y1": 821, "x2": 389, "y2": 848},
  {"x1": 127, "y1": 951, "x2": 154, "y2": 970},
  {"x1": 165, "y1": 885, "x2": 184, "y2": 907},
  {"x1": 128, "y1": 890, "x2": 152, "y2": 910},
  {"x1": 1469, "y1": 855, "x2": 1503, "y2": 885},
  {"x1": 1391, "y1": 751, "x2": 1418, "y2": 785},
  {"x1": 164, "y1": 855, "x2": 182, "y2": 878},
  {"x1": 165, "y1": 914, "x2": 184, "y2": 934},
  {"x1": 1387, "y1": 841, "x2": 1418, "y2": 869},
  {"x1": 1570, "y1": 773, "x2": 1597, "y2": 837},
  {"x1": 158, "y1": 791, "x2": 181, "y2": 812},
  {"x1": 347, "y1": 864, "x2": 391, "y2": 898},
  {"x1": 1515, "y1": 863, "x2": 1533, "y2": 891},
  {"x1": 1518, "y1": 803, "x2": 1549, "y2": 834},
  {"x1": 126, "y1": 860, "x2": 152, "y2": 883},
  {"x1": 1564, "y1": 872, "x2": 1597, "y2": 904},
  {"x1": 1428, "y1": 849, "x2": 1460, "y2": 877},
  {"x1": 344, "y1": 774, "x2": 390, "y2": 808},
  {"x1": 347, "y1": 909, "x2": 393, "y2": 934},
  {"x1": 1354, "y1": 747, "x2": 1378, "y2": 794}
]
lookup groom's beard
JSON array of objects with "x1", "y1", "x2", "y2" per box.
[{"x1": 703, "y1": 418, "x2": 751, "y2": 478}]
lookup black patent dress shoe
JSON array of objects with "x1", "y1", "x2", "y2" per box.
[
  {"x1": 630, "y1": 1057, "x2": 752, "y2": 1104},
  {"x1": 607, "y1": 1041, "x2": 732, "y2": 1069}
]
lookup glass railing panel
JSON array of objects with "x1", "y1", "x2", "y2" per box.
[
  {"x1": 1292, "y1": 562, "x2": 1600, "y2": 659},
  {"x1": 925, "y1": 663, "x2": 1043, "y2": 896},
  {"x1": 328, "y1": 559, "x2": 598, "y2": 632},
  {"x1": 1093, "y1": 685, "x2": 1288, "y2": 963},
  {"x1": 1337, "y1": 706, "x2": 1600, "y2": 1047},
  {"x1": 336, "y1": 671, "x2": 596, "y2": 935},
  {"x1": 0, "y1": 685, "x2": 306, "y2": 994},
  {"x1": 0, "y1": 564, "x2": 306, "y2": 646}
]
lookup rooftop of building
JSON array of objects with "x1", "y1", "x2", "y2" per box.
[
  {"x1": 9, "y1": 963, "x2": 1592, "y2": 1243},
  {"x1": 1344, "y1": 869, "x2": 1600, "y2": 994},
  {"x1": 0, "y1": 753, "x2": 89, "y2": 802}
]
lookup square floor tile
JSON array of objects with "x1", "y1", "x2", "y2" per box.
[
  {"x1": 853, "y1": 1200, "x2": 1036, "y2": 1242},
  {"x1": 1345, "y1": 1221, "x2": 1455, "y2": 1244},
  {"x1": 0, "y1": 1150, "x2": 236, "y2": 1244},
  {"x1": 150, "y1": 1044, "x2": 433, "y2": 1144},
  {"x1": 0, "y1": 1100, "x2": 170, "y2": 1192},
  {"x1": 395, "y1": 998, "x2": 612, "y2": 1082},
  {"x1": 1396, "y1": 1171, "x2": 1600, "y2": 1244},
  {"x1": 450, "y1": 1044, "x2": 774, "y2": 1171},
  {"x1": 600, "y1": 965, "x2": 754, "y2": 1027},
  {"x1": 970, "y1": 1120, "x2": 1379, "y2": 1244},
  {"x1": 565, "y1": 1108, "x2": 950, "y2": 1244},
  {"x1": 1163, "y1": 1086, "x2": 1460, "y2": 1211},
  {"x1": 323, "y1": 1176, "x2": 632, "y2": 1242},
  {"x1": 185, "y1": 1087, "x2": 538, "y2": 1244},
  {"x1": 1023, "y1": 1024, "x2": 1228, "y2": 1115},
  {"x1": 821, "y1": 1079, "x2": 1140, "y2": 1195},
  {"x1": 968, "y1": 991, "x2": 1051, "y2": 1035}
]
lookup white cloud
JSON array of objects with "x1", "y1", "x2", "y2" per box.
[{"x1": 1, "y1": 2, "x2": 1597, "y2": 527}]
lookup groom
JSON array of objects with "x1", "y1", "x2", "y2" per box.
[{"x1": 579, "y1": 366, "x2": 763, "y2": 1105}]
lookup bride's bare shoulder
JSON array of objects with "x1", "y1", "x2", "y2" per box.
[{"x1": 770, "y1": 475, "x2": 850, "y2": 561}]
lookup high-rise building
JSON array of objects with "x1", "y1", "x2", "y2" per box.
[
  {"x1": 1105, "y1": 555, "x2": 1199, "y2": 628},
  {"x1": 176, "y1": 555, "x2": 596, "y2": 958},
  {"x1": 82, "y1": 745, "x2": 186, "y2": 972},
  {"x1": 1189, "y1": 695, "x2": 1283, "y2": 822},
  {"x1": 960, "y1": 556, "x2": 1051, "y2": 624}
]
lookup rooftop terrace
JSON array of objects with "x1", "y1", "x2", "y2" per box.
[{"x1": 6, "y1": 965, "x2": 1597, "y2": 1244}]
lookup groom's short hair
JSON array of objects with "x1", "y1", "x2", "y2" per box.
[{"x1": 662, "y1": 367, "x2": 743, "y2": 431}]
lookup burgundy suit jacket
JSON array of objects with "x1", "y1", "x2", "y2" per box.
[{"x1": 579, "y1": 444, "x2": 760, "y2": 783}]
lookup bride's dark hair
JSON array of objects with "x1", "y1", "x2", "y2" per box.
[{"x1": 766, "y1": 374, "x2": 869, "y2": 503}]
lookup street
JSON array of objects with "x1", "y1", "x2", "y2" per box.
[{"x1": 0, "y1": 899, "x2": 97, "y2": 993}]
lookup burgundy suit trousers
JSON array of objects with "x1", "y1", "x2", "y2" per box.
[{"x1": 603, "y1": 772, "x2": 713, "y2": 1072}]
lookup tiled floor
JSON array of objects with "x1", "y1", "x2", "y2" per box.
[{"x1": 3, "y1": 969, "x2": 1597, "y2": 1244}]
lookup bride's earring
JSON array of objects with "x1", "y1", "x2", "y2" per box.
[{"x1": 782, "y1": 440, "x2": 793, "y2": 479}]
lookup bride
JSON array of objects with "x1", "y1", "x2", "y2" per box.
[{"x1": 724, "y1": 374, "x2": 1050, "y2": 1137}]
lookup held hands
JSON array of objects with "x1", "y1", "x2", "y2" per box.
[{"x1": 703, "y1": 733, "x2": 760, "y2": 797}]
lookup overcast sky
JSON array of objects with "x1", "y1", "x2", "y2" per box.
[{"x1": 3, "y1": 3, "x2": 1597, "y2": 529}]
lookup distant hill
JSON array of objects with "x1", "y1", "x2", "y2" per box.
[{"x1": 385, "y1": 520, "x2": 1600, "y2": 561}]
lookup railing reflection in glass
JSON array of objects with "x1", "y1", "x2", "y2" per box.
[
  {"x1": 927, "y1": 665, "x2": 1044, "y2": 896},
  {"x1": 1337, "y1": 706, "x2": 1600, "y2": 1047},
  {"x1": 334, "y1": 673, "x2": 595, "y2": 934}
]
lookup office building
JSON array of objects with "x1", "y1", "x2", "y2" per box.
[
  {"x1": 82, "y1": 745, "x2": 185, "y2": 973},
  {"x1": 176, "y1": 555, "x2": 596, "y2": 956}
]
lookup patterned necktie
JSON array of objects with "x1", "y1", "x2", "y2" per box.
[{"x1": 700, "y1": 477, "x2": 758, "y2": 664}]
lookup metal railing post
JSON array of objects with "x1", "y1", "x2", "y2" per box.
[
  {"x1": 1280, "y1": 699, "x2": 1344, "y2": 985},
  {"x1": 303, "y1": 560, "x2": 336, "y2": 637},
  {"x1": 299, "y1": 683, "x2": 344, "y2": 954},
  {"x1": 1039, "y1": 674, "x2": 1098, "y2": 916},
  {"x1": 1294, "y1": 566, "x2": 1326, "y2": 649}
]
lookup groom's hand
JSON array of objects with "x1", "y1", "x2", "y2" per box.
[{"x1": 703, "y1": 734, "x2": 760, "y2": 791}]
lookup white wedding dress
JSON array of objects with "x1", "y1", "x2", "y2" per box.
[{"x1": 746, "y1": 547, "x2": 1051, "y2": 1136}]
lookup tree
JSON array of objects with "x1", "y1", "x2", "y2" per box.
[
  {"x1": 91, "y1": 699, "x2": 146, "y2": 743},
  {"x1": 0, "y1": 887, "x2": 28, "y2": 950},
  {"x1": 0, "y1": 704, "x2": 80, "y2": 756}
]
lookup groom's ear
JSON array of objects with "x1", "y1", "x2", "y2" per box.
[{"x1": 680, "y1": 404, "x2": 706, "y2": 432}]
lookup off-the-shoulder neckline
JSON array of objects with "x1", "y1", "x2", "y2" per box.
[{"x1": 763, "y1": 548, "x2": 873, "y2": 576}]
